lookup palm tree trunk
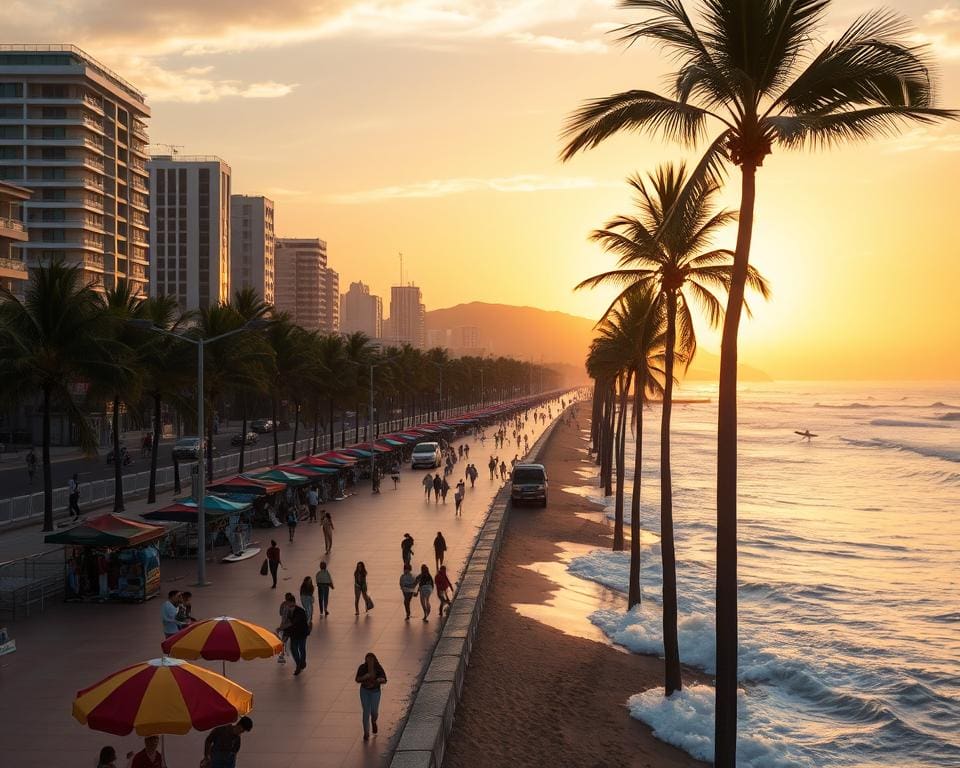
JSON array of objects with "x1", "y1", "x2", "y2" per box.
[
  {"x1": 291, "y1": 402, "x2": 300, "y2": 461},
  {"x1": 238, "y1": 409, "x2": 248, "y2": 473},
  {"x1": 272, "y1": 395, "x2": 280, "y2": 466},
  {"x1": 340, "y1": 409, "x2": 346, "y2": 448},
  {"x1": 602, "y1": 385, "x2": 615, "y2": 496},
  {"x1": 41, "y1": 384, "x2": 53, "y2": 531},
  {"x1": 206, "y1": 411, "x2": 215, "y2": 483},
  {"x1": 112, "y1": 395, "x2": 123, "y2": 513},
  {"x1": 173, "y1": 452, "x2": 181, "y2": 494},
  {"x1": 628, "y1": 381, "x2": 643, "y2": 609},
  {"x1": 715, "y1": 164, "x2": 757, "y2": 768},
  {"x1": 328, "y1": 400, "x2": 335, "y2": 452},
  {"x1": 148, "y1": 394, "x2": 162, "y2": 504},
  {"x1": 613, "y1": 376, "x2": 628, "y2": 551},
  {"x1": 661, "y1": 292, "x2": 682, "y2": 695},
  {"x1": 354, "y1": 401, "x2": 360, "y2": 444}
]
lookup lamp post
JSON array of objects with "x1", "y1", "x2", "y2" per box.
[{"x1": 130, "y1": 317, "x2": 269, "y2": 586}]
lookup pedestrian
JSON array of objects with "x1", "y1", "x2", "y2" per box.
[
  {"x1": 26, "y1": 447, "x2": 37, "y2": 486},
  {"x1": 161, "y1": 590, "x2": 181, "y2": 638},
  {"x1": 300, "y1": 576, "x2": 315, "y2": 624},
  {"x1": 307, "y1": 486, "x2": 319, "y2": 522},
  {"x1": 440, "y1": 477, "x2": 450, "y2": 503},
  {"x1": 488, "y1": 456, "x2": 496, "y2": 479},
  {"x1": 422, "y1": 472, "x2": 433, "y2": 500},
  {"x1": 355, "y1": 652, "x2": 387, "y2": 741},
  {"x1": 286, "y1": 506, "x2": 298, "y2": 542},
  {"x1": 432, "y1": 473, "x2": 442, "y2": 502},
  {"x1": 130, "y1": 735, "x2": 163, "y2": 768},
  {"x1": 433, "y1": 531, "x2": 447, "y2": 571},
  {"x1": 201, "y1": 716, "x2": 253, "y2": 768},
  {"x1": 286, "y1": 594, "x2": 310, "y2": 675},
  {"x1": 464, "y1": 444, "x2": 470, "y2": 459},
  {"x1": 68, "y1": 472, "x2": 81, "y2": 519},
  {"x1": 354, "y1": 561, "x2": 373, "y2": 615},
  {"x1": 266, "y1": 540, "x2": 282, "y2": 588},
  {"x1": 177, "y1": 591, "x2": 196, "y2": 626},
  {"x1": 414, "y1": 564, "x2": 434, "y2": 622},
  {"x1": 399, "y1": 563, "x2": 417, "y2": 620},
  {"x1": 499, "y1": 460, "x2": 507, "y2": 480},
  {"x1": 276, "y1": 592, "x2": 295, "y2": 664},
  {"x1": 315, "y1": 561, "x2": 334, "y2": 616},
  {"x1": 321, "y1": 511, "x2": 334, "y2": 553},
  {"x1": 436, "y1": 565, "x2": 453, "y2": 617},
  {"x1": 454, "y1": 485, "x2": 464, "y2": 516},
  {"x1": 401, "y1": 533, "x2": 414, "y2": 566},
  {"x1": 96, "y1": 746, "x2": 122, "y2": 768}
]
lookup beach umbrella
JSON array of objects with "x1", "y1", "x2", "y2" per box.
[
  {"x1": 73, "y1": 657, "x2": 253, "y2": 736},
  {"x1": 161, "y1": 616, "x2": 282, "y2": 675}
]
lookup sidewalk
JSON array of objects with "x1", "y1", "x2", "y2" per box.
[{"x1": 0, "y1": 402, "x2": 562, "y2": 768}]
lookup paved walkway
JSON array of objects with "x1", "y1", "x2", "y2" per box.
[{"x1": 0, "y1": 403, "x2": 562, "y2": 768}]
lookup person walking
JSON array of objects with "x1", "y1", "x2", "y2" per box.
[
  {"x1": 432, "y1": 473, "x2": 442, "y2": 502},
  {"x1": 454, "y1": 485, "x2": 464, "y2": 516},
  {"x1": 26, "y1": 448, "x2": 37, "y2": 486},
  {"x1": 68, "y1": 472, "x2": 81, "y2": 520},
  {"x1": 306, "y1": 486, "x2": 319, "y2": 522},
  {"x1": 300, "y1": 576, "x2": 315, "y2": 625},
  {"x1": 286, "y1": 595, "x2": 310, "y2": 675},
  {"x1": 356, "y1": 652, "x2": 387, "y2": 741},
  {"x1": 436, "y1": 565, "x2": 453, "y2": 617},
  {"x1": 177, "y1": 591, "x2": 195, "y2": 627},
  {"x1": 464, "y1": 444, "x2": 470, "y2": 459},
  {"x1": 433, "y1": 531, "x2": 447, "y2": 571},
  {"x1": 130, "y1": 735, "x2": 163, "y2": 768},
  {"x1": 399, "y1": 563, "x2": 417, "y2": 620},
  {"x1": 354, "y1": 561, "x2": 373, "y2": 615},
  {"x1": 422, "y1": 472, "x2": 433, "y2": 500},
  {"x1": 201, "y1": 716, "x2": 253, "y2": 768},
  {"x1": 414, "y1": 564, "x2": 434, "y2": 622},
  {"x1": 401, "y1": 533, "x2": 414, "y2": 566},
  {"x1": 162, "y1": 590, "x2": 181, "y2": 638},
  {"x1": 440, "y1": 477, "x2": 450, "y2": 503},
  {"x1": 315, "y1": 561, "x2": 334, "y2": 617},
  {"x1": 266, "y1": 540, "x2": 282, "y2": 588},
  {"x1": 499, "y1": 460, "x2": 507, "y2": 481},
  {"x1": 96, "y1": 746, "x2": 122, "y2": 768},
  {"x1": 488, "y1": 456, "x2": 496, "y2": 480},
  {"x1": 286, "y1": 506, "x2": 298, "y2": 543},
  {"x1": 276, "y1": 592, "x2": 295, "y2": 664},
  {"x1": 321, "y1": 511, "x2": 334, "y2": 553}
]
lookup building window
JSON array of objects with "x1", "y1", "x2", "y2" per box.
[{"x1": 0, "y1": 82, "x2": 23, "y2": 97}]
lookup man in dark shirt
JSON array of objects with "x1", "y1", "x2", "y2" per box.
[
  {"x1": 202, "y1": 716, "x2": 252, "y2": 768},
  {"x1": 285, "y1": 595, "x2": 310, "y2": 675}
]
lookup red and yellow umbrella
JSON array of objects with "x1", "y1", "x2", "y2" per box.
[
  {"x1": 161, "y1": 616, "x2": 283, "y2": 663},
  {"x1": 73, "y1": 657, "x2": 253, "y2": 736}
]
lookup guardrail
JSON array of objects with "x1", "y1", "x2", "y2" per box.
[{"x1": 0, "y1": 549, "x2": 64, "y2": 619}]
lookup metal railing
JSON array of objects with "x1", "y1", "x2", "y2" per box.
[
  {"x1": 0, "y1": 256, "x2": 27, "y2": 273},
  {"x1": 0, "y1": 548, "x2": 64, "y2": 619},
  {"x1": 0, "y1": 217, "x2": 25, "y2": 232}
]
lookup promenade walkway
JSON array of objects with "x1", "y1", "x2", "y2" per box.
[{"x1": 0, "y1": 402, "x2": 562, "y2": 768}]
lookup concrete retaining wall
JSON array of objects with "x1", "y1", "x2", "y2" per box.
[{"x1": 388, "y1": 407, "x2": 567, "y2": 768}]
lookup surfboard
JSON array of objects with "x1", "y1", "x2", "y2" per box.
[{"x1": 222, "y1": 545, "x2": 262, "y2": 563}]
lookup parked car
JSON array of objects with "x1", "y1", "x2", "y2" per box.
[
  {"x1": 172, "y1": 437, "x2": 204, "y2": 461},
  {"x1": 250, "y1": 419, "x2": 274, "y2": 433},
  {"x1": 411, "y1": 441, "x2": 442, "y2": 469},
  {"x1": 511, "y1": 463, "x2": 548, "y2": 507},
  {"x1": 231, "y1": 431, "x2": 258, "y2": 446}
]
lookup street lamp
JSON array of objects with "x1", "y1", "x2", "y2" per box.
[{"x1": 130, "y1": 316, "x2": 270, "y2": 586}]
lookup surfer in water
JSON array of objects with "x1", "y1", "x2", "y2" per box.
[{"x1": 795, "y1": 430, "x2": 817, "y2": 441}]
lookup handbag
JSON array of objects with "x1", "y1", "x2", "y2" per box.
[
  {"x1": 260, "y1": 559, "x2": 269, "y2": 576},
  {"x1": 364, "y1": 594, "x2": 375, "y2": 611}
]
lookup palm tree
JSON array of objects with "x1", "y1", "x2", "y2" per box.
[
  {"x1": 561, "y1": 4, "x2": 955, "y2": 759},
  {"x1": 229, "y1": 288, "x2": 272, "y2": 472},
  {"x1": 579, "y1": 164, "x2": 769, "y2": 694},
  {"x1": 0, "y1": 260, "x2": 109, "y2": 530},
  {"x1": 265, "y1": 315, "x2": 316, "y2": 464},
  {"x1": 316, "y1": 333, "x2": 347, "y2": 452}
]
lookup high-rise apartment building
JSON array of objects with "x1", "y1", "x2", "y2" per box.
[
  {"x1": 388, "y1": 284, "x2": 425, "y2": 349},
  {"x1": 148, "y1": 155, "x2": 231, "y2": 310},
  {"x1": 230, "y1": 194, "x2": 274, "y2": 305},
  {"x1": 274, "y1": 237, "x2": 326, "y2": 330},
  {"x1": 0, "y1": 45, "x2": 151, "y2": 293},
  {"x1": 340, "y1": 281, "x2": 382, "y2": 339},
  {"x1": 321, "y1": 266, "x2": 339, "y2": 333},
  {"x1": 0, "y1": 181, "x2": 30, "y2": 295}
]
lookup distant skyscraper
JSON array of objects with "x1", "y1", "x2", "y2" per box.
[
  {"x1": 274, "y1": 237, "x2": 326, "y2": 330},
  {"x1": 321, "y1": 265, "x2": 339, "y2": 333},
  {"x1": 388, "y1": 284, "x2": 425, "y2": 349},
  {"x1": 0, "y1": 45, "x2": 151, "y2": 294},
  {"x1": 0, "y1": 181, "x2": 30, "y2": 296},
  {"x1": 148, "y1": 155, "x2": 231, "y2": 310},
  {"x1": 426, "y1": 328, "x2": 447, "y2": 349},
  {"x1": 230, "y1": 195, "x2": 274, "y2": 305},
  {"x1": 340, "y1": 281, "x2": 382, "y2": 339},
  {"x1": 450, "y1": 326, "x2": 481, "y2": 350}
]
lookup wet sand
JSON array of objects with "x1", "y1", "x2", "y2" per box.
[{"x1": 444, "y1": 402, "x2": 708, "y2": 768}]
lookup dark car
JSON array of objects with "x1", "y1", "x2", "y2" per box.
[
  {"x1": 172, "y1": 437, "x2": 204, "y2": 461},
  {"x1": 511, "y1": 463, "x2": 548, "y2": 507},
  {"x1": 250, "y1": 419, "x2": 274, "y2": 433},
  {"x1": 231, "y1": 431, "x2": 259, "y2": 446}
]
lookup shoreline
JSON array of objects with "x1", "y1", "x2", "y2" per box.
[{"x1": 444, "y1": 402, "x2": 709, "y2": 768}]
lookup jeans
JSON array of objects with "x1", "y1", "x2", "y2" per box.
[
  {"x1": 269, "y1": 561, "x2": 278, "y2": 588},
  {"x1": 302, "y1": 594, "x2": 314, "y2": 624},
  {"x1": 318, "y1": 585, "x2": 330, "y2": 614},
  {"x1": 289, "y1": 635, "x2": 306, "y2": 669},
  {"x1": 210, "y1": 754, "x2": 237, "y2": 768},
  {"x1": 360, "y1": 687, "x2": 381, "y2": 735},
  {"x1": 69, "y1": 492, "x2": 81, "y2": 518},
  {"x1": 402, "y1": 591, "x2": 414, "y2": 618}
]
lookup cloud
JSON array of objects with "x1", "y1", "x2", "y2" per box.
[
  {"x1": 326, "y1": 174, "x2": 614, "y2": 203},
  {"x1": 881, "y1": 127, "x2": 960, "y2": 153},
  {"x1": 924, "y1": 4, "x2": 960, "y2": 25},
  {"x1": 508, "y1": 32, "x2": 607, "y2": 54}
]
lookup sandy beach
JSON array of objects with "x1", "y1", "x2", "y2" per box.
[{"x1": 444, "y1": 402, "x2": 708, "y2": 768}]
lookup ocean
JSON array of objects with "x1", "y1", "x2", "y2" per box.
[{"x1": 565, "y1": 381, "x2": 960, "y2": 767}]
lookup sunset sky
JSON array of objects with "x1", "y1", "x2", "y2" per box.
[{"x1": 6, "y1": 0, "x2": 960, "y2": 380}]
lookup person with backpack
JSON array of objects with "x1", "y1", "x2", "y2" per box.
[
  {"x1": 414, "y1": 564, "x2": 434, "y2": 622},
  {"x1": 285, "y1": 594, "x2": 310, "y2": 675}
]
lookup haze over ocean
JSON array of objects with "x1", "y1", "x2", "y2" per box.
[{"x1": 568, "y1": 381, "x2": 960, "y2": 767}]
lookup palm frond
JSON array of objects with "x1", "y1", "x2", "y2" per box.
[{"x1": 767, "y1": 106, "x2": 956, "y2": 149}]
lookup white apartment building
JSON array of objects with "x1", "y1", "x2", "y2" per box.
[
  {"x1": 230, "y1": 194, "x2": 274, "y2": 305},
  {"x1": 340, "y1": 280, "x2": 382, "y2": 339},
  {"x1": 322, "y1": 265, "x2": 339, "y2": 333},
  {"x1": 148, "y1": 155, "x2": 231, "y2": 310},
  {"x1": 274, "y1": 237, "x2": 326, "y2": 330},
  {"x1": 0, "y1": 45, "x2": 151, "y2": 293},
  {"x1": 388, "y1": 284, "x2": 425, "y2": 349}
]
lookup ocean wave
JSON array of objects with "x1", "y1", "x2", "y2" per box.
[
  {"x1": 815, "y1": 402, "x2": 880, "y2": 409},
  {"x1": 935, "y1": 412, "x2": 960, "y2": 421},
  {"x1": 869, "y1": 418, "x2": 951, "y2": 429},
  {"x1": 840, "y1": 437, "x2": 960, "y2": 463}
]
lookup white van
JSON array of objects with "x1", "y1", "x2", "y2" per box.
[
  {"x1": 411, "y1": 441, "x2": 442, "y2": 469},
  {"x1": 511, "y1": 463, "x2": 548, "y2": 507}
]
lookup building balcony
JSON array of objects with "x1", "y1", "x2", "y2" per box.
[
  {"x1": 18, "y1": 136, "x2": 105, "y2": 153},
  {"x1": 130, "y1": 178, "x2": 148, "y2": 193},
  {"x1": 0, "y1": 256, "x2": 28, "y2": 281},
  {"x1": 0, "y1": 217, "x2": 28, "y2": 240},
  {"x1": 26, "y1": 218, "x2": 107, "y2": 234},
  {"x1": 20, "y1": 238, "x2": 104, "y2": 253},
  {"x1": 20, "y1": 157, "x2": 106, "y2": 172}
]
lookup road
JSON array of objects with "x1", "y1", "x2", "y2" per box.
[{"x1": 0, "y1": 420, "x2": 363, "y2": 500}]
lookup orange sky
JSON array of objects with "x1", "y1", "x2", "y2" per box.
[{"x1": 6, "y1": 0, "x2": 960, "y2": 379}]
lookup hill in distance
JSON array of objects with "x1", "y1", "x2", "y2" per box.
[{"x1": 424, "y1": 302, "x2": 771, "y2": 383}]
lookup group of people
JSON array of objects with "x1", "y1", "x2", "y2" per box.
[
  {"x1": 97, "y1": 717, "x2": 254, "y2": 768},
  {"x1": 399, "y1": 531, "x2": 455, "y2": 620},
  {"x1": 160, "y1": 589, "x2": 196, "y2": 638}
]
